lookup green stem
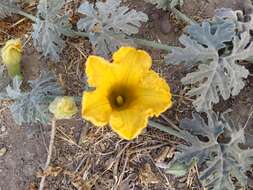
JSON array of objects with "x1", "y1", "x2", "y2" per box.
[
  {"x1": 149, "y1": 120, "x2": 182, "y2": 139},
  {"x1": 72, "y1": 31, "x2": 89, "y2": 38},
  {"x1": 46, "y1": 95, "x2": 81, "y2": 102},
  {"x1": 169, "y1": 7, "x2": 196, "y2": 25},
  {"x1": 17, "y1": 10, "x2": 36, "y2": 21},
  {"x1": 133, "y1": 38, "x2": 173, "y2": 52}
]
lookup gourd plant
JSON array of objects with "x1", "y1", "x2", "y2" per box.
[{"x1": 0, "y1": 1, "x2": 253, "y2": 189}]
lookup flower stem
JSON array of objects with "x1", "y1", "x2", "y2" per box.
[
  {"x1": 169, "y1": 7, "x2": 196, "y2": 25},
  {"x1": 149, "y1": 120, "x2": 183, "y2": 139}
]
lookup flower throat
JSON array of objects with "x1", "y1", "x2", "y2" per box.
[{"x1": 116, "y1": 95, "x2": 124, "y2": 106}]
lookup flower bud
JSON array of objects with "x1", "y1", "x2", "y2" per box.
[
  {"x1": 1, "y1": 39, "x2": 23, "y2": 80},
  {"x1": 49, "y1": 96, "x2": 78, "y2": 119}
]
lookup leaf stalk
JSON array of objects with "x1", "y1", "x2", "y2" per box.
[{"x1": 149, "y1": 120, "x2": 183, "y2": 139}]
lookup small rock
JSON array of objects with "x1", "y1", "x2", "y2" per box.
[
  {"x1": 1, "y1": 125, "x2": 6, "y2": 132},
  {"x1": 0, "y1": 147, "x2": 7, "y2": 156},
  {"x1": 160, "y1": 14, "x2": 172, "y2": 34},
  {"x1": 150, "y1": 12, "x2": 160, "y2": 20}
]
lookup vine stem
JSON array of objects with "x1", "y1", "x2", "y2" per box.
[
  {"x1": 132, "y1": 38, "x2": 173, "y2": 52},
  {"x1": 14, "y1": 9, "x2": 194, "y2": 52},
  {"x1": 45, "y1": 95, "x2": 82, "y2": 103},
  {"x1": 39, "y1": 118, "x2": 57, "y2": 190},
  {"x1": 17, "y1": 10, "x2": 37, "y2": 22},
  {"x1": 149, "y1": 120, "x2": 183, "y2": 139}
]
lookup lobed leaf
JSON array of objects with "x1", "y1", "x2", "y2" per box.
[
  {"x1": 166, "y1": 18, "x2": 235, "y2": 65},
  {"x1": 88, "y1": 32, "x2": 133, "y2": 58},
  {"x1": 165, "y1": 35, "x2": 218, "y2": 65},
  {"x1": 32, "y1": 0, "x2": 74, "y2": 61},
  {"x1": 165, "y1": 15, "x2": 250, "y2": 112},
  {"x1": 164, "y1": 112, "x2": 253, "y2": 190},
  {"x1": 144, "y1": 0, "x2": 184, "y2": 9},
  {"x1": 187, "y1": 19, "x2": 235, "y2": 50},
  {"x1": 0, "y1": 0, "x2": 18, "y2": 19},
  {"x1": 3, "y1": 72, "x2": 64, "y2": 125},
  {"x1": 77, "y1": 0, "x2": 148, "y2": 57}
]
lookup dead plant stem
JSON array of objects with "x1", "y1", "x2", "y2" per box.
[{"x1": 39, "y1": 118, "x2": 57, "y2": 190}]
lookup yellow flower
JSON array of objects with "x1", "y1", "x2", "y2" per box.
[
  {"x1": 82, "y1": 47, "x2": 172, "y2": 140},
  {"x1": 1, "y1": 39, "x2": 23, "y2": 79},
  {"x1": 49, "y1": 96, "x2": 78, "y2": 119}
]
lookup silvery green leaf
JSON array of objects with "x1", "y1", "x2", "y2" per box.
[
  {"x1": 4, "y1": 72, "x2": 64, "y2": 125},
  {"x1": 77, "y1": 0, "x2": 148, "y2": 57},
  {"x1": 165, "y1": 18, "x2": 235, "y2": 65},
  {"x1": 182, "y1": 57, "x2": 249, "y2": 112},
  {"x1": 144, "y1": 0, "x2": 184, "y2": 9},
  {"x1": 215, "y1": 8, "x2": 253, "y2": 40},
  {"x1": 165, "y1": 35, "x2": 218, "y2": 65},
  {"x1": 166, "y1": 17, "x2": 249, "y2": 112},
  {"x1": 187, "y1": 20, "x2": 235, "y2": 50},
  {"x1": 181, "y1": 59, "x2": 228, "y2": 112},
  {"x1": 32, "y1": 0, "x2": 74, "y2": 61},
  {"x1": 166, "y1": 111, "x2": 253, "y2": 190},
  {"x1": 89, "y1": 32, "x2": 134, "y2": 58},
  {"x1": 5, "y1": 76, "x2": 23, "y2": 99},
  {"x1": 221, "y1": 33, "x2": 251, "y2": 96},
  {"x1": 214, "y1": 8, "x2": 239, "y2": 21},
  {"x1": 0, "y1": 0, "x2": 18, "y2": 19}
]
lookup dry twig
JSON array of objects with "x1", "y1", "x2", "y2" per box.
[{"x1": 39, "y1": 118, "x2": 57, "y2": 190}]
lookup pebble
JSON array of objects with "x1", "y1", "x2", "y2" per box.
[
  {"x1": 0, "y1": 147, "x2": 7, "y2": 157},
  {"x1": 1, "y1": 125, "x2": 6, "y2": 133},
  {"x1": 160, "y1": 14, "x2": 172, "y2": 34}
]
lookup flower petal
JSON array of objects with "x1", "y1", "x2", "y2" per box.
[
  {"x1": 82, "y1": 89, "x2": 112, "y2": 126},
  {"x1": 109, "y1": 108, "x2": 148, "y2": 140},
  {"x1": 113, "y1": 47, "x2": 152, "y2": 71},
  {"x1": 112, "y1": 47, "x2": 152, "y2": 86},
  {"x1": 85, "y1": 55, "x2": 115, "y2": 87},
  {"x1": 136, "y1": 71, "x2": 172, "y2": 116}
]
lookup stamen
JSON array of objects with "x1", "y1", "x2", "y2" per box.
[
  {"x1": 15, "y1": 43, "x2": 22, "y2": 49},
  {"x1": 116, "y1": 95, "x2": 124, "y2": 106}
]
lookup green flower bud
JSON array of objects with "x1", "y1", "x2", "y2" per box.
[
  {"x1": 1, "y1": 39, "x2": 23, "y2": 80},
  {"x1": 49, "y1": 96, "x2": 78, "y2": 119}
]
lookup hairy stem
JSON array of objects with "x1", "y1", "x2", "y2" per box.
[
  {"x1": 149, "y1": 120, "x2": 182, "y2": 139},
  {"x1": 39, "y1": 118, "x2": 57, "y2": 190},
  {"x1": 17, "y1": 10, "x2": 36, "y2": 21},
  {"x1": 133, "y1": 38, "x2": 173, "y2": 52}
]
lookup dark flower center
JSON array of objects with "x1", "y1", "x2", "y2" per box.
[{"x1": 108, "y1": 85, "x2": 136, "y2": 110}]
